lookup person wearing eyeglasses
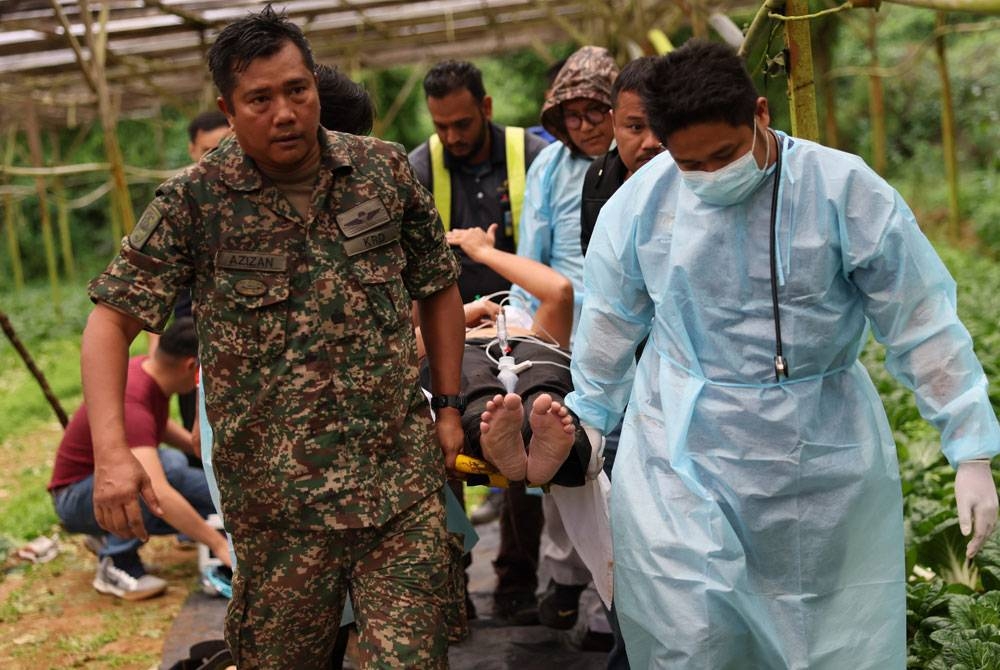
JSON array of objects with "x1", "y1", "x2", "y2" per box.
[{"x1": 510, "y1": 46, "x2": 618, "y2": 338}]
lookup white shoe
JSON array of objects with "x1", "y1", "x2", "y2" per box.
[{"x1": 92, "y1": 557, "x2": 167, "y2": 601}]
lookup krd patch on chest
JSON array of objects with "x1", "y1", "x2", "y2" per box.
[
  {"x1": 335, "y1": 198, "x2": 391, "y2": 238},
  {"x1": 342, "y1": 225, "x2": 400, "y2": 256}
]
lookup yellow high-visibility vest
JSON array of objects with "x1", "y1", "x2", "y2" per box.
[{"x1": 428, "y1": 126, "x2": 526, "y2": 245}]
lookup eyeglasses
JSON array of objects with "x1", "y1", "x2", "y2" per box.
[{"x1": 563, "y1": 106, "x2": 609, "y2": 130}]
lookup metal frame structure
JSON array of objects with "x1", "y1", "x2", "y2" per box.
[{"x1": 0, "y1": 0, "x2": 631, "y2": 128}]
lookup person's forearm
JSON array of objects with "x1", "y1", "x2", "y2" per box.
[
  {"x1": 82, "y1": 305, "x2": 143, "y2": 461},
  {"x1": 163, "y1": 420, "x2": 194, "y2": 455},
  {"x1": 155, "y1": 485, "x2": 229, "y2": 559},
  {"x1": 418, "y1": 284, "x2": 464, "y2": 395},
  {"x1": 475, "y1": 246, "x2": 570, "y2": 306}
]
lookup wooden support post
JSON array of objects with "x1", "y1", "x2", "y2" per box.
[
  {"x1": 49, "y1": 128, "x2": 76, "y2": 281},
  {"x1": 0, "y1": 309, "x2": 69, "y2": 428},
  {"x1": 2, "y1": 126, "x2": 24, "y2": 292},
  {"x1": 3, "y1": 194, "x2": 24, "y2": 292},
  {"x1": 109, "y1": 183, "x2": 123, "y2": 244},
  {"x1": 867, "y1": 16, "x2": 887, "y2": 173},
  {"x1": 52, "y1": 0, "x2": 136, "y2": 236},
  {"x1": 24, "y1": 102, "x2": 62, "y2": 314},
  {"x1": 934, "y1": 12, "x2": 961, "y2": 238},
  {"x1": 783, "y1": 0, "x2": 820, "y2": 141}
]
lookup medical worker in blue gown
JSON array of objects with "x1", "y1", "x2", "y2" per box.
[{"x1": 564, "y1": 40, "x2": 1000, "y2": 669}]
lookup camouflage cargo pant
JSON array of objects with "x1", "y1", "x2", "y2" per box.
[{"x1": 226, "y1": 490, "x2": 450, "y2": 669}]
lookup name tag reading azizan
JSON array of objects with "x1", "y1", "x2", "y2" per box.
[
  {"x1": 342, "y1": 225, "x2": 400, "y2": 257},
  {"x1": 215, "y1": 250, "x2": 287, "y2": 273},
  {"x1": 336, "y1": 198, "x2": 391, "y2": 238}
]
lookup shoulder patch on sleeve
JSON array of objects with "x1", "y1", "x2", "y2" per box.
[{"x1": 129, "y1": 202, "x2": 164, "y2": 250}]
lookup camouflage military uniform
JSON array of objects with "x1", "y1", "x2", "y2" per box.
[{"x1": 89, "y1": 130, "x2": 460, "y2": 668}]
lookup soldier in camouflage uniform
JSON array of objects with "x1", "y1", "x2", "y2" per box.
[{"x1": 80, "y1": 7, "x2": 465, "y2": 669}]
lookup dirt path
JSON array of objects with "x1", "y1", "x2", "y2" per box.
[
  {"x1": 0, "y1": 419, "x2": 202, "y2": 670},
  {"x1": 0, "y1": 535, "x2": 201, "y2": 669}
]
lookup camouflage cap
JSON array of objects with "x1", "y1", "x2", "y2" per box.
[{"x1": 541, "y1": 46, "x2": 619, "y2": 153}]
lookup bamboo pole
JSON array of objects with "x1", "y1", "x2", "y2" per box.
[
  {"x1": 3, "y1": 194, "x2": 24, "y2": 291},
  {"x1": 109, "y1": 188, "x2": 123, "y2": 244},
  {"x1": 2, "y1": 126, "x2": 24, "y2": 292},
  {"x1": 0, "y1": 310, "x2": 69, "y2": 428},
  {"x1": 24, "y1": 102, "x2": 62, "y2": 314},
  {"x1": 49, "y1": 128, "x2": 76, "y2": 281},
  {"x1": 52, "y1": 0, "x2": 136, "y2": 236},
  {"x1": 783, "y1": 0, "x2": 821, "y2": 140},
  {"x1": 813, "y1": 18, "x2": 840, "y2": 148},
  {"x1": 934, "y1": 12, "x2": 962, "y2": 237},
  {"x1": 867, "y1": 15, "x2": 887, "y2": 173}
]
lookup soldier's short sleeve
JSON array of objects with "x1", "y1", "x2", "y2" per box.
[
  {"x1": 390, "y1": 146, "x2": 459, "y2": 300},
  {"x1": 88, "y1": 188, "x2": 195, "y2": 332}
]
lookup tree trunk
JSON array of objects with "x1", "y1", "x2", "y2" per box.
[
  {"x1": 934, "y1": 12, "x2": 962, "y2": 238},
  {"x1": 784, "y1": 0, "x2": 820, "y2": 140},
  {"x1": 867, "y1": 15, "x2": 888, "y2": 174}
]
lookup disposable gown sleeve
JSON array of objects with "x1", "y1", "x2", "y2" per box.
[
  {"x1": 565, "y1": 182, "x2": 655, "y2": 435},
  {"x1": 510, "y1": 149, "x2": 554, "y2": 313},
  {"x1": 843, "y1": 163, "x2": 1000, "y2": 466}
]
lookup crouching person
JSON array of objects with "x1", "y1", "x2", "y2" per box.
[{"x1": 49, "y1": 317, "x2": 231, "y2": 600}]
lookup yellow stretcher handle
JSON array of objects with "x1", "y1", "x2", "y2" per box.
[{"x1": 454, "y1": 454, "x2": 546, "y2": 490}]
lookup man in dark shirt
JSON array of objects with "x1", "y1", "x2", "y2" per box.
[
  {"x1": 409, "y1": 60, "x2": 550, "y2": 626},
  {"x1": 50, "y1": 318, "x2": 229, "y2": 600},
  {"x1": 409, "y1": 60, "x2": 549, "y2": 304},
  {"x1": 580, "y1": 57, "x2": 663, "y2": 256}
]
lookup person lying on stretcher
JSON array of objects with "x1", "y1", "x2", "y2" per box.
[{"x1": 416, "y1": 223, "x2": 591, "y2": 486}]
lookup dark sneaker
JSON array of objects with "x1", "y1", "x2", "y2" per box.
[
  {"x1": 493, "y1": 590, "x2": 540, "y2": 626},
  {"x1": 538, "y1": 579, "x2": 587, "y2": 630},
  {"x1": 93, "y1": 557, "x2": 167, "y2": 601}
]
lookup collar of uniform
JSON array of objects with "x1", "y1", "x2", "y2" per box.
[
  {"x1": 318, "y1": 128, "x2": 355, "y2": 174},
  {"x1": 218, "y1": 129, "x2": 352, "y2": 193},
  {"x1": 442, "y1": 121, "x2": 506, "y2": 173}
]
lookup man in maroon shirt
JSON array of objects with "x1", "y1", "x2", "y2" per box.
[{"x1": 49, "y1": 318, "x2": 231, "y2": 600}]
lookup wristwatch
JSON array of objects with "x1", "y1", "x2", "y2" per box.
[{"x1": 430, "y1": 394, "x2": 467, "y2": 412}]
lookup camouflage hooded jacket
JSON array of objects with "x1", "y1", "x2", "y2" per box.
[{"x1": 540, "y1": 45, "x2": 619, "y2": 155}]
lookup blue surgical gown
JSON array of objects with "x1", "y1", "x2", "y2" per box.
[
  {"x1": 511, "y1": 141, "x2": 592, "y2": 334},
  {"x1": 565, "y1": 133, "x2": 1000, "y2": 669}
]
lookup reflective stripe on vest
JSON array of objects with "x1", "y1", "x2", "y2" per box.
[{"x1": 428, "y1": 126, "x2": 527, "y2": 245}]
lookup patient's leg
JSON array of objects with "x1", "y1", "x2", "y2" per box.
[
  {"x1": 525, "y1": 394, "x2": 575, "y2": 485},
  {"x1": 480, "y1": 393, "x2": 528, "y2": 482}
]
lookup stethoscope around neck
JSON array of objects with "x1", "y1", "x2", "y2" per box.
[{"x1": 767, "y1": 128, "x2": 788, "y2": 382}]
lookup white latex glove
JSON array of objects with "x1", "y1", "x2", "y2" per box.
[{"x1": 955, "y1": 459, "x2": 999, "y2": 558}]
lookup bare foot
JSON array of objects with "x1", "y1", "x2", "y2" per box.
[
  {"x1": 480, "y1": 393, "x2": 528, "y2": 481},
  {"x1": 525, "y1": 394, "x2": 576, "y2": 485}
]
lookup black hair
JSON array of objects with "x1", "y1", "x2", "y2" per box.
[
  {"x1": 187, "y1": 110, "x2": 229, "y2": 142},
  {"x1": 422, "y1": 60, "x2": 486, "y2": 102},
  {"x1": 640, "y1": 40, "x2": 758, "y2": 142},
  {"x1": 157, "y1": 317, "x2": 197, "y2": 359},
  {"x1": 315, "y1": 64, "x2": 375, "y2": 136},
  {"x1": 207, "y1": 4, "x2": 316, "y2": 108},
  {"x1": 611, "y1": 56, "x2": 657, "y2": 108}
]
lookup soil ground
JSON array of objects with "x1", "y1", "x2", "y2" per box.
[
  {"x1": 0, "y1": 533, "x2": 200, "y2": 670},
  {"x1": 1, "y1": 425, "x2": 610, "y2": 670}
]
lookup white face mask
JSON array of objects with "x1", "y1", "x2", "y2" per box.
[{"x1": 681, "y1": 121, "x2": 770, "y2": 207}]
